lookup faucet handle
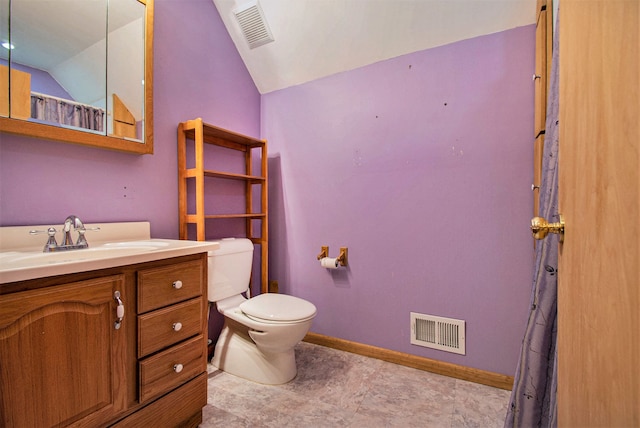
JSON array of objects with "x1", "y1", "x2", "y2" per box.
[
  {"x1": 29, "y1": 227, "x2": 57, "y2": 238},
  {"x1": 76, "y1": 228, "x2": 88, "y2": 247},
  {"x1": 29, "y1": 227, "x2": 56, "y2": 235},
  {"x1": 29, "y1": 227, "x2": 58, "y2": 252},
  {"x1": 76, "y1": 226, "x2": 100, "y2": 247}
]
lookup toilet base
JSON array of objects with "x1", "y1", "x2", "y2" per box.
[{"x1": 211, "y1": 324, "x2": 297, "y2": 385}]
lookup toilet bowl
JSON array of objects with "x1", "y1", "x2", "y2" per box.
[{"x1": 208, "y1": 238, "x2": 316, "y2": 385}]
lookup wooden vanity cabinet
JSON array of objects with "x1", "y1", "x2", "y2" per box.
[{"x1": 0, "y1": 253, "x2": 209, "y2": 428}]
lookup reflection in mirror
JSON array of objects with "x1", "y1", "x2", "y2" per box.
[
  {"x1": 108, "y1": 0, "x2": 145, "y2": 141},
  {"x1": 6, "y1": 0, "x2": 108, "y2": 133},
  {"x1": 0, "y1": 0, "x2": 10, "y2": 117},
  {"x1": 0, "y1": 0, "x2": 153, "y2": 154}
]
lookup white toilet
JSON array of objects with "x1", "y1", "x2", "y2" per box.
[{"x1": 208, "y1": 238, "x2": 317, "y2": 384}]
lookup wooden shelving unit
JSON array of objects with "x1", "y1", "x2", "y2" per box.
[{"x1": 178, "y1": 118, "x2": 268, "y2": 293}]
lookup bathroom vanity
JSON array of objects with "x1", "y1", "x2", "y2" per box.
[{"x1": 0, "y1": 222, "x2": 218, "y2": 427}]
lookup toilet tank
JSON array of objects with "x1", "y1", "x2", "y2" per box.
[{"x1": 208, "y1": 238, "x2": 254, "y2": 302}]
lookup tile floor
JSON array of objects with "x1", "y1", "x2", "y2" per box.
[{"x1": 200, "y1": 342, "x2": 510, "y2": 427}]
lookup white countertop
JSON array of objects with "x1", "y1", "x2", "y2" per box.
[{"x1": 0, "y1": 222, "x2": 219, "y2": 284}]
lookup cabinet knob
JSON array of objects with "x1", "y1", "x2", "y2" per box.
[
  {"x1": 173, "y1": 364, "x2": 184, "y2": 373},
  {"x1": 172, "y1": 280, "x2": 183, "y2": 289},
  {"x1": 172, "y1": 322, "x2": 183, "y2": 331}
]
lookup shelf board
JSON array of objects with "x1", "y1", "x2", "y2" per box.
[
  {"x1": 184, "y1": 169, "x2": 265, "y2": 182},
  {"x1": 181, "y1": 118, "x2": 265, "y2": 151},
  {"x1": 185, "y1": 213, "x2": 266, "y2": 222}
]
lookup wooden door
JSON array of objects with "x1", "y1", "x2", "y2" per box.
[
  {"x1": 558, "y1": 1, "x2": 639, "y2": 426},
  {"x1": 0, "y1": 275, "x2": 128, "y2": 427}
]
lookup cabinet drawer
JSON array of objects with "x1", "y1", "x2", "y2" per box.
[
  {"x1": 138, "y1": 298, "x2": 203, "y2": 358},
  {"x1": 138, "y1": 260, "x2": 204, "y2": 313},
  {"x1": 139, "y1": 335, "x2": 206, "y2": 403},
  {"x1": 113, "y1": 373, "x2": 207, "y2": 427}
]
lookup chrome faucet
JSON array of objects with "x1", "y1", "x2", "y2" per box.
[
  {"x1": 29, "y1": 215, "x2": 98, "y2": 252},
  {"x1": 62, "y1": 215, "x2": 87, "y2": 247}
]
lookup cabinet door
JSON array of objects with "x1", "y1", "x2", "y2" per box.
[{"x1": 0, "y1": 275, "x2": 127, "y2": 427}]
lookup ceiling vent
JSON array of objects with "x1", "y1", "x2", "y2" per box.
[{"x1": 233, "y1": 1, "x2": 275, "y2": 49}]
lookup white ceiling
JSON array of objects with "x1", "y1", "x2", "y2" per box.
[{"x1": 212, "y1": 0, "x2": 537, "y2": 94}]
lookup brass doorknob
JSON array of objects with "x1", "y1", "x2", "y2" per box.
[{"x1": 531, "y1": 215, "x2": 564, "y2": 242}]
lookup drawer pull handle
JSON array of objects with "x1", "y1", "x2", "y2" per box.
[
  {"x1": 174, "y1": 364, "x2": 184, "y2": 373},
  {"x1": 172, "y1": 280, "x2": 183, "y2": 289},
  {"x1": 173, "y1": 322, "x2": 183, "y2": 331}
]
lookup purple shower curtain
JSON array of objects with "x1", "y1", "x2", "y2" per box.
[
  {"x1": 504, "y1": 10, "x2": 560, "y2": 428},
  {"x1": 31, "y1": 95, "x2": 105, "y2": 132}
]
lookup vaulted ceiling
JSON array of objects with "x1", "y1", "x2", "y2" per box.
[{"x1": 212, "y1": 0, "x2": 538, "y2": 94}]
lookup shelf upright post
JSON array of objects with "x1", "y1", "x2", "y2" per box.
[
  {"x1": 177, "y1": 121, "x2": 188, "y2": 240},
  {"x1": 260, "y1": 140, "x2": 268, "y2": 294},
  {"x1": 194, "y1": 118, "x2": 206, "y2": 241}
]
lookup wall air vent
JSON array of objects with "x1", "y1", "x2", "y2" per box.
[
  {"x1": 410, "y1": 312, "x2": 466, "y2": 355},
  {"x1": 233, "y1": 0, "x2": 275, "y2": 49}
]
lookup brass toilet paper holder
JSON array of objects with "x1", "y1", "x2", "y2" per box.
[
  {"x1": 317, "y1": 246, "x2": 348, "y2": 267},
  {"x1": 317, "y1": 246, "x2": 329, "y2": 260}
]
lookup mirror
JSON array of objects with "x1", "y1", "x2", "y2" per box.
[{"x1": 0, "y1": 0, "x2": 153, "y2": 155}]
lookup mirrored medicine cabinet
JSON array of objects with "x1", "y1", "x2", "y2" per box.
[{"x1": 0, "y1": 0, "x2": 154, "y2": 154}]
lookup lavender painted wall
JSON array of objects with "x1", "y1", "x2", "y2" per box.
[
  {"x1": 262, "y1": 26, "x2": 535, "y2": 376},
  {"x1": 1, "y1": 0, "x2": 533, "y2": 377},
  {"x1": 0, "y1": 0, "x2": 260, "y2": 239},
  {"x1": 0, "y1": 59, "x2": 72, "y2": 99}
]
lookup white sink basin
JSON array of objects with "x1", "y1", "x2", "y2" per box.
[
  {"x1": 101, "y1": 241, "x2": 170, "y2": 249},
  {"x1": 0, "y1": 222, "x2": 219, "y2": 284},
  {"x1": 0, "y1": 244, "x2": 161, "y2": 268}
]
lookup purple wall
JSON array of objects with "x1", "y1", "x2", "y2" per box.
[
  {"x1": 0, "y1": 0, "x2": 260, "y2": 239},
  {"x1": 262, "y1": 26, "x2": 535, "y2": 376},
  {"x1": 0, "y1": 59, "x2": 72, "y2": 99},
  {"x1": 1, "y1": 0, "x2": 534, "y2": 377}
]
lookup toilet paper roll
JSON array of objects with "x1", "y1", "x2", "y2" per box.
[{"x1": 320, "y1": 257, "x2": 339, "y2": 269}]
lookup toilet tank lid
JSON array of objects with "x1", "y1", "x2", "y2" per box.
[
  {"x1": 240, "y1": 293, "x2": 317, "y2": 322},
  {"x1": 208, "y1": 237, "x2": 253, "y2": 256}
]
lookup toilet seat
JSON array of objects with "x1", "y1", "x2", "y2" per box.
[{"x1": 240, "y1": 293, "x2": 317, "y2": 323}]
